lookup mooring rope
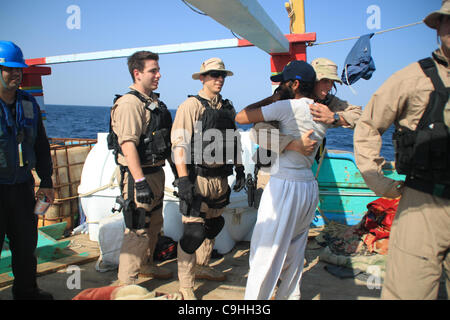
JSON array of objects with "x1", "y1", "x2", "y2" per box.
[{"x1": 308, "y1": 21, "x2": 423, "y2": 46}]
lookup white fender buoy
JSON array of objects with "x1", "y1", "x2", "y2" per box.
[{"x1": 78, "y1": 132, "x2": 120, "y2": 241}]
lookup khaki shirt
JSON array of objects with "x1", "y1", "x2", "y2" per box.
[
  {"x1": 111, "y1": 85, "x2": 163, "y2": 167},
  {"x1": 354, "y1": 48, "x2": 450, "y2": 196},
  {"x1": 327, "y1": 95, "x2": 362, "y2": 129}
]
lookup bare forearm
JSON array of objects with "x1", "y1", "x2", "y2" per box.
[
  {"x1": 173, "y1": 147, "x2": 189, "y2": 178},
  {"x1": 284, "y1": 129, "x2": 317, "y2": 156},
  {"x1": 245, "y1": 95, "x2": 277, "y2": 110}
]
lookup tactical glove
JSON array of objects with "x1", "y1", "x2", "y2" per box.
[
  {"x1": 233, "y1": 166, "x2": 246, "y2": 192},
  {"x1": 178, "y1": 176, "x2": 194, "y2": 206},
  {"x1": 135, "y1": 179, "x2": 154, "y2": 204}
]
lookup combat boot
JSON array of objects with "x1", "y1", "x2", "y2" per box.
[
  {"x1": 179, "y1": 287, "x2": 197, "y2": 300},
  {"x1": 194, "y1": 265, "x2": 226, "y2": 281},
  {"x1": 139, "y1": 263, "x2": 173, "y2": 280}
]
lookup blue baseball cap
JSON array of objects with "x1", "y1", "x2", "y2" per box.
[{"x1": 270, "y1": 60, "x2": 316, "y2": 83}]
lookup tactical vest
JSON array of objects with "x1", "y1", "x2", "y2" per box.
[
  {"x1": 189, "y1": 95, "x2": 239, "y2": 177},
  {"x1": 0, "y1": 90, "x2": 39, "y2": 184},
  {"x1": 107, "y1": 90, "x2": 173, "y2": 166},
  {"x1": 393, "y1": 58, "x2": 450, "y2": 198}
]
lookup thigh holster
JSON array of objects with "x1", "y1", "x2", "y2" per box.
[{"x1": 180, "y1": 196, "x2": 205, "y2": 219}]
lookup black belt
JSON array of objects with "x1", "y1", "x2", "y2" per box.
[
  {"x1": 405, "y1": 176, "x2": 450, "y2": 199},
  {"x1": 142, "y1": 166, "x2": 163, "y2": 175},
  {"x1": 194, "y1": 165, "x2": 233, "y2": 178}
]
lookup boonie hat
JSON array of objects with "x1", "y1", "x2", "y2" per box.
[
  {"x1": 270, "y1": 60, "x2": 316, "y2": 83},
  {"x1": 424, "y1": 0, "x2": 450, "y2": 30},
  {"x1": 192, "y1": 57, "x2": 233, "y2": 80},
  {"x1": 311, "y1": 58, "x2": 343, "y2": 84}
]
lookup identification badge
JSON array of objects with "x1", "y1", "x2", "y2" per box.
[
  {"x1": 147, "y1": 102, "x2": 158, "y2": 111},
  {"x1": 18, "y1": 143, "x2": 24, "y2": 167}
]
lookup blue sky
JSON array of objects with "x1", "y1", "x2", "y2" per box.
[{"x1": 0, "y1": 0, "x2": 439, "y2": 111}]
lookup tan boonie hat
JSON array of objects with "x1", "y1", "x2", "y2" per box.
[
  {"x1": 424, "y1": 0, "x2": 450, "y2": 30},
  {"x1": 311, "y1": 57, "x2": 343, "y2": 84},
  {"x1": 192, "y1": 57, "x2": 233, "y2": 80}
]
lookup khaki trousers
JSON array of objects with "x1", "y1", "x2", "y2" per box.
[
  {"x1": 118, "y1": 168, "x2": 165, "y2": 284},
  {"x1": 381, "y1": 187, "x2": 450, "y2": 300},
  {"x1": 178, "y1": 175, "x2": 229, "y2": 288}
]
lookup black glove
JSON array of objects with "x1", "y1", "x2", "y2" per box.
[
  {"x1": 178, "y1": 176, "x2": 194, "y2": 205},
  {"x1": 135, "y1": 179, "x2": 154, "y2": 204},
  {"x1": 233, "y1": 166, "x2": 246, "y2": 192}
]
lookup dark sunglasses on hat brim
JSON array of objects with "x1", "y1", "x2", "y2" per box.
[{"x1": 205, "y1": 71, "x2": 228, "y2": 78}]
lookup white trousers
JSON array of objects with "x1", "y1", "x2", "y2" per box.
[{"x1": 245, "y1": 176, "x2": 319, "y2": 300}]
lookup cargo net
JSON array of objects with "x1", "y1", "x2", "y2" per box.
[{"x1": 32, "y1": 138, "x2": 97, "y2": 231}]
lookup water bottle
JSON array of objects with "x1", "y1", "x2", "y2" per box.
[{"x1": 34, "y1": 195, "x2": 51, "y2": 215}]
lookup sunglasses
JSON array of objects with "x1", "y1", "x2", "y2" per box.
[{"x1": 206, "y1": 71, "x2": 227, "y2": 79}]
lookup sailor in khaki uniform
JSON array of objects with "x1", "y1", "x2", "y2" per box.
[
  {"x1": 109, "y1": 51, "x2": 173, "y2": 285},
  {"x1": 353, "y1": 1, "x2": 450, "y2": 299},
  {"x1": 171, "y1": 58, "x2": 245, "y2": 300}
]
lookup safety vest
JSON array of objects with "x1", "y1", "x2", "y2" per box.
[
  {"x1": 0, "y1": 90, "x2": 39, "y2": 184},
  {"x1": 107, "y1": 90, "x2": 173, "y2": 166},
  {"x1": 189, "y1": 95, "x2": 239, "y2": 176},
  {"x1": 393, "y1": 58, "x2": 450, "y2": 198}
]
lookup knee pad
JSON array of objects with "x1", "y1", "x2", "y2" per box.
[
  {"x1": 204, "y1": 216, "x2": 225, "y2": 239},
  {"x1": 179, "y1": 222, "x2": 205, "y2": 254}
]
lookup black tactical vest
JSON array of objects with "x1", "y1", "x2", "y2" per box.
[
  {"x1": 189, "y1": 95, "x2": 240, "y2": 170},
  {"x1": 107, "y1": 90, "x2": 172, "y2": 165},
  {"x1": 393, "y1": 58, "x2": 450, "y2": 197}
]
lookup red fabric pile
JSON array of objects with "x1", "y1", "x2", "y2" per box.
[
  {"x1": 359, "y1": 197, "x2": 400, "y2": 254},
  {"x1": 72, "y1": 286, "x2": 120, "y2": 300}
]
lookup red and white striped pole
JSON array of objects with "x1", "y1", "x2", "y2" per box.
[{"x1": 20, "y1": 32, "x2": 315, "y2": 114}]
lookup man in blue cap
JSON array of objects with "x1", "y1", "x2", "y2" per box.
[
  {"x1": 236, "y1": 60, "x2": 326, "y2": 300},
  {"x1": 0, "y1": 41, "x2": 54, "y2": 300}
]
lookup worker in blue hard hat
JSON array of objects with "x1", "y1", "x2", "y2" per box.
[{"x1": 0, "y1": 40, "x2": 54, "y2": 300}]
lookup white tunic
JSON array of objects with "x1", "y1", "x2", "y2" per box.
[{"x1": 244, "y1": 97, "x2": 326, "y2": 300}]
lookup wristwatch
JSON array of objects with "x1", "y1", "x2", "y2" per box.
[{"x1": 332, "y1": 112, "x2": 340, "y2": 125}]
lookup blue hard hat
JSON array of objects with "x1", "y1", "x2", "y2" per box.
[{"x1": 0, "y1": 41, "x2": 28, "y2": 68}]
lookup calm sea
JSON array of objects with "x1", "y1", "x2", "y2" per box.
[{"x1": 44, "y1": 104, "x2": 395, "y2": 161}]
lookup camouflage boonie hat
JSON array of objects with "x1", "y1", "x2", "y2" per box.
[
  {"x1": 424, "y1": 0, "x2": 450, "y2": 30},
  {"x1": 311, "y1": 58, "x2": 342, "y2": 84}
]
